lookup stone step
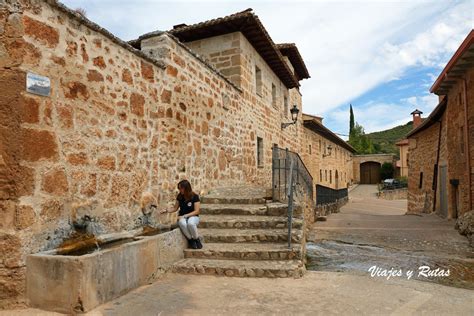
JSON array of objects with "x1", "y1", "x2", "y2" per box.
[
  {"x1": 200, "y1": 204, "x2": 268, "y2": 216},
  {"x1": 198, "y1": 215, "x2": 303, "y2": 229},
  {"x1": 184, "y1": 243, "x2": 302, "y2": 260},
  {"x1": 201, "y1": 186, "x2": 271, "y2": 205},
  {"x1": 199, "y1": 203, "x2": 302, "y2": 217},
  {"x1": 172, "y1": 258, "x2": 305, "y2": 278},
  {"x1": 199, "y1": 228, "x2": 303, "y2": 243},
  {"x1": 200, "y1": 196, "x2": 267, "y2": 204}
]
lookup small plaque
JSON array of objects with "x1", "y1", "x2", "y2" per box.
[{"x1": 26, "y1": 72, "x2": 51, "y2": 97}]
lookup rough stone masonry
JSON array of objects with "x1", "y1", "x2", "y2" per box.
[{"x1": 0, "y1": 0, "x2": 312, "y2": 308}]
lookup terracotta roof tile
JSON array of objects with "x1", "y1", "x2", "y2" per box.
[
  {"x1": 276, "y1": 43, "x2": 310, "y2": 80},
  {"x1": 135, "y1": 9, "x2": 301, "y2": 89}
]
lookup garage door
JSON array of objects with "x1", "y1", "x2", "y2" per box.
[{"x1": 360, "y1": 162, "x2": 381, "y2": 184}]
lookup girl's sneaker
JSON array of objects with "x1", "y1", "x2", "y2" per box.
[
  {"x1": 195, "y1": 238, "x2": 203, "y2": 249},
  {"x1": 188, "y1": 238, "x2": 197, "y2": 249}
]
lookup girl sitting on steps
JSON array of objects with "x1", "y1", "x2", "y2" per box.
[{"x1": 160, "y1": 179, "x2": 203, "y2": 249}]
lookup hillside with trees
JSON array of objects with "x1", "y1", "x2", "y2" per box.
[
  {"x1": 347, "y1": 104, "x2": 413, "y2": 157},
  {"x1": 366, "y1": 121, "x2": 414, "y2": 157}
]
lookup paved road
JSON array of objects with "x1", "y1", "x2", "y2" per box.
[
  {"x1": 4, "y1": 185, "x2": 473, "y2": 315},
  {"x1": 307, "y1": 184, "x2": 474, "y2": 290},
  {"x1": 6, "y1": 271, "x2": 473, "y2": 316}
]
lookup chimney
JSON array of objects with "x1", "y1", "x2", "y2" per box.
[
  {"x1": 411, "y1": 109, "x2": 423, "y2": 128},
  {"x1": 173, "y1": 23, "x2": 187, "y2": 29}
]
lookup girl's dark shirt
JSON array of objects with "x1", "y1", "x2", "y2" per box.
[{"x1": 176, "y1": 193, "x2": 200, "y2": 216}]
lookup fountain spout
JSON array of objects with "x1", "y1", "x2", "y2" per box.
[{"x1": 72, "y1": 215, "x2": 92, "y2": 231}]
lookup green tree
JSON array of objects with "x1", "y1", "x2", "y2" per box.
[
  {"x1": 380, "y1": 162, "x2": 394, "y2": 180},
  {"x1": 349, "y1": 104, "x2": 355, "y2": 141}
]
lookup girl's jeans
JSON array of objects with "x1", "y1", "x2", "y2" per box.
[{"x1": 178, "y1": 216, "x2": 200, "y2": 239}]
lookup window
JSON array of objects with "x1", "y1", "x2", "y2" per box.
[
  {"x1": 325, "y1": 170, "x2": 327, "y2": 181},
  {"x1": 284, "y1": 95, "x2": 288, "y2": 117},
  {"x1": 330, "y1": 170, "x2": 332, "y2": 184},
  {"x1": 320, "y1": 169, "x2": 322, "y2": 182},
  {"x1": 257, "y1": 137, "x2": 263, "y2": 167},
  {"x1": 419, "y1": 172, "x2": 423, "y2": 189},
  {"x1": 309, "y1": 144, "x2": 312, "y2": 155},
  {"x1": 460, "y1": 126, "x2": 465, "y2": 154},
  {"x1": 272, "y1": 83, "x2": 277, "y2": 107},
  {"x1": 255, "y1": 66, "x2": 262, "y2": 96}
]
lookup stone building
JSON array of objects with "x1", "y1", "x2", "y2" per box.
[
  {"x1": 407, "y1": 30, "x2": 473, "y2": 218},
  {"x1": 0, "y1": 1, "x2": 319, "y2": 307},
  {"x1": 302, "y1": 114, "x2": 355, "y2": 191},
  {"x1": 352, "y1": 154, "x2": 395, "y2": 184},
  {"x1": 395, "y1": 109, "x2": 423, "y2": 178}
]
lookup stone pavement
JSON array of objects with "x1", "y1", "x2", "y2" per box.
[
  {"x1": 307, "y1": 185, "x2": 474, "y2": 289},
  {"x1": 4, "y1": 271, "x2": 472, "y2": 315},
  {"x1": 2, "y1": 185, "x2": 473, "y2": 315}
]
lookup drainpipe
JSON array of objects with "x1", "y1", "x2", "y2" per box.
[
  {"x1": 460, "y1": 77, "x2": 472, "y2": 211},
  {"x1": 432, "y1": 119, "x2": 442, "y2": 214}
]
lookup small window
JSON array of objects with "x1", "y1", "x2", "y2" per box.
[
  {"x1": 419, "y1": 172, "x2": 423, "y2": 189},
  {"x1": 460, "y1": 126, "x2": 464, "y2": 154},
  {"x1": 320, "y1": 169, "x2": 322, "y2": 182},
  {"x1": 284, "y1": 95, "x2": 288, "y2": 117},
  {"x1": 255, "y1": 66, "x2": 262, "y2": 96},
  {"x1": 325, "y1": 170, "x2": 327, "y2": 181},
  {"x1": 257, "y1": 137, "x2": 263, "y2": 167},
  {"x1": 309, "y1": 144, "x2": 312, "y2": 155},
  {"x1": 272, "y1": 83, "x2": 277, "y2": 107},
  {"x1": 330, "y1": 170, "x2": 332, "y2": 184}
]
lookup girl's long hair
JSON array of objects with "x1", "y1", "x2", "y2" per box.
[{"x1": 177, "y1": 179, "x2": 195, "y2": 201}]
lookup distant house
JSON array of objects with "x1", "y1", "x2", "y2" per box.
[
  {"x1": 406, "y1": 30, "x2": 473, "y2": 218},
  {"x1": 302, "y1": 114, "x2": 355, "y2": 192},
  {"x1": 395, "y1": 109, "x2": 423, "y2": 178}
]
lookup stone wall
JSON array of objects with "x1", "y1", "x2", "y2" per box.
[
  {"x1": 314, "y1": 198, "x2": 348, "y2": 217},
  {"x1": 0, "y1": 0, "x2": 307, "y2": 307},
  {"x1": 182, "y1": 31, "x2": 304, "y2": 185},
  {"x1": 407, "y1": 67, "x2": 473, "y2": 218},
  {"x1": 377, "y1": 188, "x2": 407, "y2": 200},
  {"x1": 446, "y1": 67, "x2": 474, "y2": 217},
  {"x1": 301, "y1": 128, "x2": 353, "y2": 191},
  {"x1": 407, "y1": 106, "x2": 447, "y2": 215}
]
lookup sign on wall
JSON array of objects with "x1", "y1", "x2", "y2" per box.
[{"x1": 26, "y1": 72, "x2": 51, "y2": 97}]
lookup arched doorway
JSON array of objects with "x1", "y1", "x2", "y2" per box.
[{"x1": 360, "y1": 162, "x2": 381, "y2": 184}]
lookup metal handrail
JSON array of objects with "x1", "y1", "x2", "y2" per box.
[
  {"x1": 287, "y1": 158, "x2": 295, "y2": 248},
  {"x1": 272, "y1": 147, "x2": 314, "y2": 204}
]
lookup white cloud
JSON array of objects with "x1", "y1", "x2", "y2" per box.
[
  {"x1": 62, "y1": 0, "x2": 472, "y2": 132},
  {"x1": 326, "y1": 92, "x2": 439, "y2": 134}
]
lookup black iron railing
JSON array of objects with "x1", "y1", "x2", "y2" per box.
[
  {"x1": 315, "y1": 185, "x2": 348, "y2": 206},
  {"x1": 272, "y1": 147, "x2": 314, "y2": 248},
  {"x1": 272, "y1": 147, "x2": 314, "y2": 204}
]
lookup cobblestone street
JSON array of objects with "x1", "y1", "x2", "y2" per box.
[
  {"x1": 5, "y1": 185, "x2": 473, "y2": 316},
  {"x1": 307, "y1": 185, "x2": 474, "y2": 289}
]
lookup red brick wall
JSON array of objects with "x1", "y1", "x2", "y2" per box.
[
  {"x1": 408, "y1": 66, "x2": 474, "y2": 217},
  {"x1": 467, "y1": 67, "x2": 474, "y2": 212},
  {"x1": 407, "y1": 115, "x2": 446, "y2": 214},
  {"x1": 445, "y1": 73, "x2": 471, "y2": 217}
]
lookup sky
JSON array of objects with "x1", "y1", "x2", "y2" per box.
[{"x1": 62, "y1": 0, "x2": 473, "y2": 136}]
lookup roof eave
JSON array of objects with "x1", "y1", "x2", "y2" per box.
[
  {"x1": 303, "y1": 119, "x2": 356, "y2": 153},
  {"x1": 430, "y1": 30, "x2": 474, "y2": 95}
]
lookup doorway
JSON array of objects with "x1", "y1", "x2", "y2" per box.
[{"x1": 360, "y1": 162, "x2": 381, "y2": 184}]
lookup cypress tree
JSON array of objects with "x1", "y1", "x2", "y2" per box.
[{"x1": 349, "y1": 104, "x2": 355, "y2": 140}]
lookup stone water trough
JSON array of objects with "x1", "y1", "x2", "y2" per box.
[{"x1": 27, "y1": 227, "x2": 187, "y2": 314}]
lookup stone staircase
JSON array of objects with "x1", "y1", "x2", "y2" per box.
[{"x1": 171, "y1": 186, "x2": 306, "y2": 278}]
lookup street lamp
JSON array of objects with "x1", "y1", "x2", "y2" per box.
[{"x1": 281, "y1": 104, "x2": 299, "y2": 129}]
